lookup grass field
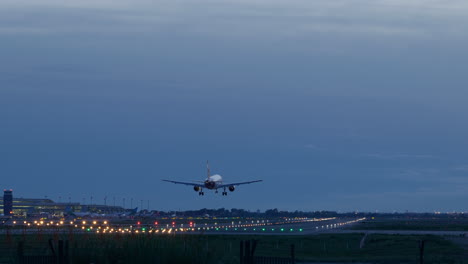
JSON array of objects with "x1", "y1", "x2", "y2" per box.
[
  {"x1": 350, "y1": 218, "x2": 468, "y2": 231},
  {"x1": 0, "y1": 232, "x2": 466, "y2": 263}
]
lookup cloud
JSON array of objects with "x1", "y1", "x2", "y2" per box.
[
  {"x1": 387, "y1": 168, "x2": 468, "y2": 186},
  {"x1": 363, "y1": 153, "x2": 438, "y2": 160},
  {"x1": 342, "y1": 188, "x2": 468, "y2": 200},
  {"x1": 0, "y1": 0, "x2": 140, "y2": 9},
  {"x1": 452, "y1": 165, "x2": 468, "y2": 172},
  {"x1": 1, "y1": 0, "x2": 467, "y2": 38},
  {"x1": 304, "y1": 144, "x2": 322, "y2": 150}
]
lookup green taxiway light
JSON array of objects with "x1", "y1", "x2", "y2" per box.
[
  {"x1": 216, "y1": 228, "x2": 219, "y2": 231},
  {"x1": 280, "y1": 228, "x2": 284, "y2": 232},
  {"x1": 299, "y1": 229, "x2": 303, "y2": 232},
  {"x1": 87, "y1": 228, "x2": 90, "y2": 232},
  {"x1": 253, "y1": 228, "x2": 256, "y2": 231},
  {"x1": 262, "y1": 228, "x2": 265, "y2": 231},
  {"x1": 290, "y1": 229, "x2": 293, "y2": 231},
  {"x1": 272, "y1": 229, "x2": 275, "y2": 231},
  {"x1": 235, "y1": 228, "x2": 238, "y2": 231},
  {"x1": 225, "y1": 228, "x2": 228, "y2": 231}
]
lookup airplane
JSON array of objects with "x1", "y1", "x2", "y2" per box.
[
  {"x1": 64, "y1": 206, "x2": 100, "y2": 218},
  {"x1": 162, "y1": 161, "x2": 262, "y2": 196}
]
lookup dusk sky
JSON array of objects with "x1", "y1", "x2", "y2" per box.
[{"x1": 1, "y1": 0, "x2": 468, "y2": 212}]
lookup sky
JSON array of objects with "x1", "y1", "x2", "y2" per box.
[{"x1": 1, "y1": 0, "x2": 468, "y2": 213}]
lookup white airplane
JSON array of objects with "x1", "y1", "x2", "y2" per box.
[{"x1": 162, "y1": 161, "x2": 262, "y2": 196}]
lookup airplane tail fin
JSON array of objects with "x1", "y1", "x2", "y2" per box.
[
  {"x1": 207, "y1": 160, "x2": 210, "y2": 178},
  {"x1": 131, "y1": 207, "x2": 138, "y2": 215}
]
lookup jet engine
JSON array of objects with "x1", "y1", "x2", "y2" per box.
[
  {"x1": 194, "y1": 186, "x2": 201, "y2": 192},
  {"x1": 229, "y1": 186, "x2": 235, "y2": 192}
]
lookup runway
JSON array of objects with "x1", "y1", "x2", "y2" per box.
[{"x1": 0, "y1": 217, "x2": 366, "y2": 236}]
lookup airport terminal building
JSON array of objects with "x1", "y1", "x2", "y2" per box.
[{"x1": 1, "y1": 190, "x2": 125, "y2": 217}]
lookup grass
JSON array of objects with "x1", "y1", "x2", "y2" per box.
[
  {"x1": 350, "y1": 218, "x2": 468, "y2": 231},
  {"x1": 0, "y1": 232, "x2": 466, "y2": 263}
]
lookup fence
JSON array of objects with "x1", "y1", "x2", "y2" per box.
[
  {"x1": 240, "y1": 240, "x2": 295, "y2": 264},
  {"x1": 17, "y1": 239, "x2": 69, "y2": 264}
]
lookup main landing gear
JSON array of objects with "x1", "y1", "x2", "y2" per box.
[
  {"x1": 198, "y1": 191, "x2": 204, "y2": 196},
  {"x1": 214, "y1": 188, "x2": 228, "y2": 195}
]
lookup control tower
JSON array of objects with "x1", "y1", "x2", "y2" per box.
[{"x1": 3, "y1": 189, "x2": 13, "y2": 216}]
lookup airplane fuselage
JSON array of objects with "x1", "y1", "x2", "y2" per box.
[{"x1": 204, "y1": 174, "x2": 222, "y2": 189}]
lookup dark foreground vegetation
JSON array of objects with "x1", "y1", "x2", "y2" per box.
[{"x1": 0, "y1": 233, "x2": 466, "y2": 263}]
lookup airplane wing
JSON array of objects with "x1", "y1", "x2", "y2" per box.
[
  {"x1": 162, "y1": 179, "x2": 203, "y2": 187},
  {"x1": 218, "y1": 180, "x2": 262, "y2": 188}
]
